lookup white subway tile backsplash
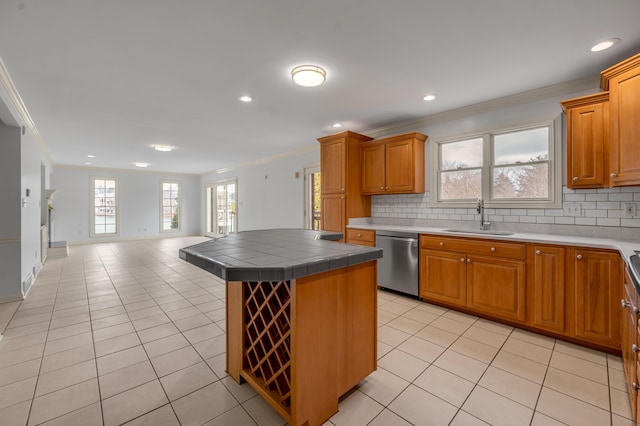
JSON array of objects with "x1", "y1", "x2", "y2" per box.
[
  {"x1": 597, "y1": 218, "x2": 621, "y2": 226},
  {"x1": 575, "y1": 217, "x2": 597, "y2": 226},
  {"x1": 370, "y1": 186, "x2": 640, "y2": 230},
  {"x1": 564, "y1": 194, "x2": 586, "y2": 202},
  {"x1": 519, "y1": 216, "x2": 537, "y2": 223},
  {"x1": 586, "y1": 194, "x2": 609, "y2": 201},
  {"x1": 609, "y1": 193, "x2": 634, "y2": 201},
  {"x1": 597, "y1": 202, "x2": 621, "y2": 210},
  {"x1": 554, "y1": 217, "x2": 575, "y2": 225},
  {"x1": 537, "y1": 216, "x2": 555, "y2": 224}
]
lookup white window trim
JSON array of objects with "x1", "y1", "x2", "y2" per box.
[
  {"x1": 160, "y1": 180, "x2": 182, "y2": 233},
  {"x1": 429, "y1": 117, "x2": 562, "y2": 209},
  {"x1": 90, "y1": 176, "x2": 119, "y2": 238},
  {"x1": 205, "y1": 178, "x2": 238, "y2": 237},
  {"x1": 303, "y1": 164, "x2": 320, "y2": 230}
]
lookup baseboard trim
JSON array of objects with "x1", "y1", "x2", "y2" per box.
[{"x1": 0, "y1": 293, "x2": 24, "y2": 304}]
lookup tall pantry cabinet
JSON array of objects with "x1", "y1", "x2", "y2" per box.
[{"x1": 317, "y1": 131, "x2": 374, "y2": 239}]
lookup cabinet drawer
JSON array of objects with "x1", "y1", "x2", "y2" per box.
[
  {"x1": 346, "y1": 229, "x2": 375, "y2": 246},
  {"x1": 420, "y1": 235, "x2": 525, "y2": 260}
]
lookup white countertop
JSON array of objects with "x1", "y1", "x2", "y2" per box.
[{"x1": 347, "y1": 221, "x2": 640, "y2": 264}]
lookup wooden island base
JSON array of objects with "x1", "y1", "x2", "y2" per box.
[{"x1": 226, "y1": 261, "x2": 377, "y2": 426}]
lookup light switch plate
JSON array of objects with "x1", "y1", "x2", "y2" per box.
[{"x1": 563, "y1": 203, "x2": 582, "y2": 216}]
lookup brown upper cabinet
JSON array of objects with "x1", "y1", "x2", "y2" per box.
[
  {"x1": 561, "y1": 92, "x2": 610, "y2": 189},
  {"x1": 361, "y1": 132, "x2": 427, "y2": 195},
  {"x1": 601, "y1": 53, "x2": 640, "y2": 187},
  {"x1": 318, "y1": 131, "x2": 374, "y2": 238},
  {"x1": 561, "y1": 53, "x2": 640, "y2": 189}
]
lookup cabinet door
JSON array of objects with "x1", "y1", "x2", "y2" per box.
[
  {"x1": 420, "y1": 249, "x2": 467, "y2": 307},
  {"x1": 385, "y1": 139, "x2": 415, "y2": 193},
  {"x1": 528, "y1": 245, "x2": 566, "y2": 333},
  {"x1": 621, "y1": 274, "x2": 637, "y2": 418},
  {"x1": 566, "y1": 101, "x2": 608, "y2": 188},
  {"x1": 320, "y1": 194, "x2": 345, "y2": 234},
  {"x1": 467, "y1": 255, "x2": 526, "y2": 322},
  {"x1": 573, "y1": 249, "x2": 621, "y2": 348},
  {"x1": 320, "y1": 137, "x2": 346, "y2": 194},
  {"x1": 361, "y1": 143, "x2": 386, "y2": 194},
  {"x1": 608, "y1": 56, "x2": 640, "y2": 186}
]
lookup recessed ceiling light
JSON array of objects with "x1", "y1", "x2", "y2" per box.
[
  {"x1": 591, "y1": 38, "x2": 620, "y2": 52},
  {"x1": 332, "y1": 123, "x2": 342, "y2": 128},
  {"x1": 291, "y1": 65, "x2": 326, "y2": 87},
  {"x1": 423, "y1": 94, "x2": 436, "y2": 101},
  {"x1": 239, "y1": 96, "x2": 252, "y2": 102},
  {"x1": 152, "y1": 144, "x2": 174, "y2": 152},
  {"x1": 87, "y1": 154, "x2": 95, "y2": 158},
  {"x1": 134, "y1": 162, "x2": 150, "y2": 168},
  {"x1": 85, "y1": 162, "x2": 92, "y2": 165}
]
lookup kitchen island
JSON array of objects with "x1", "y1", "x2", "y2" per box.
[{"x1": 179, "y1": 229, "x2": 383, "y2": 426}]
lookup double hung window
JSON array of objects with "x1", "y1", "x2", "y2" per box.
[{"x1": 431, "y1": 120, "x2": 561, "y2": 208}]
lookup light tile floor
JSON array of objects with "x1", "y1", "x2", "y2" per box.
[{"x1": 0, "y1": 237, "x2": 634, "y2": 425}]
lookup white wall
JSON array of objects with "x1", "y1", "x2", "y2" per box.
[
  {"x1": 51, "y1": 166, "x2": 201, "y2": 244},
  {"x1": 0, "y1": 123, "x2": 22, "y2": 301},
  {"x1": 199, "y1": 148, "x2": 319, "y2": 233},
  {"x1": 21, "y1": 130, "x2": 50, "y2": 287}
]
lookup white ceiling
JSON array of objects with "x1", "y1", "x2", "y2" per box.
[{"x1": 1, "y1": 0, "x2": 639, "y2": 174}]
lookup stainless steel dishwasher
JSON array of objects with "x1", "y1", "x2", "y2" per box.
[{"x1": 376, "y1": 230, "x2": 419, "y2": 296}]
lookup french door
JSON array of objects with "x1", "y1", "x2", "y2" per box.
[{"x1": 206, "y1": 179, "x2": 237, "y2": 237}]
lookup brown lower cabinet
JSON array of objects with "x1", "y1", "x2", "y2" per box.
[
  {"x1": 419, "y1": 234, "x2": 622, "y2": 352},
  {"x1": 621, "y1": 267, "x2": 639, "y2": 422}
]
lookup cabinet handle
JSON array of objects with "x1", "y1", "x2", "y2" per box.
[
  {"x1": 535, "y1": 250, "x2": 541, "y2": 255},
  {"x1": 341, "y1": 187, "x2": 344, "y2": 191},
  {"x1": 611, "y1": 173, "x2": 617, "y2": 178},
  {"x1": 439, "y1": 242, "x2": 444, "y2": 247},
  {"x1": 576, "y1": 255, "x2": 583, "y2": 260},
  {"x1": 622, "y1": 299, "x2": 632, "y2": 308},
  {"x1": 572, "y1": 177, "x2": 578, "y2": 182},
  {"x1": 490, "y1": 247, "x2": 496, "y2": 252},
  {"x1": 385, "y1": 186, "x2": 389, "y2": 190},
  {"x1": 467, "y1": 258, "x2": 471, "y2": 263},
  {"x1": 460, "y1": 258, "x2": 465, "y2": 262},
  {"x1": 380, "y1": 186, "x2": 384, "y2": 190},
  {"x1": 357, "y1": 233, "x2": 362, "y2": 237},
  {"x1": 633, "y1": 344, "x2": 639, "y2": 353},
  {"x1": 633, "y1": 382, "x2": 640, "y2": 391}
]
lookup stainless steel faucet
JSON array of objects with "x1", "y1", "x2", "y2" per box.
[{"x1": 477, "y1": 198, "x2": 490, "y2": 231}]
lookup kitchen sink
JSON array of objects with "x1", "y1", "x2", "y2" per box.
[{"x1": 443, "y1": 228, "x2": 514, "y2": 236}]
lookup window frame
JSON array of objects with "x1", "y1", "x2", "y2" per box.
[
  {"x1": 205, "y1": 178, "x2": 238, "y2": 237},
  {"x1": 429, "y1": 118, "x2": 562, "y2": 209},
  {"x1": 160, "y1": 180, "x2": 182, "y2": 233},
  {"x1": 90, "y1": 176, "x2": 119, "y2": 238}
]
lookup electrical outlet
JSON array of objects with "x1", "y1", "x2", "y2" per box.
[
  {"x1": 563, "y1": 203, "x2": 582, "y2": 217},
  {"x1": 624, "y1": 203, "x2": 637, "y2": 218}
]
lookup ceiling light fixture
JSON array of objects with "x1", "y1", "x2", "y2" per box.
[
  {"x1": 85, "y1": 162, "x2": 92, "y2": 165},
  {"x1": 423, "y1": 94, "x2": 436, "y2": 101},
  {"x1": 152, "y1": 144, "x2": 174, "y2": 152},
  {"x1": 291, "y1": 65, "x2": 326, "y2": 87},
  {"x1": 87, "y1": 154, "x2": 95, "y2": 158},
  {"x1": 239, "y1": 96, "x2": 252, "y2": 102},
  {"x1": 134, "y1": 162, "x2": 150, "y2": 168},
  {"x1": 591, "y1": 38, "x2": 620, "y2": 52},
  {"x1": 332, "y1": 123, "x2": 342, "y2": 128}
]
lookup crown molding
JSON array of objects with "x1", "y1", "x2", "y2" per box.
[
  {"x1": 54, "y1": 163, "x2": 201, "y2": 177},
  {"x1": 0, "y1": 57, "x2": 53, "y2": 165},
  {"x1": 364, "y1": 75, "x2": 600, "y2": 138}
]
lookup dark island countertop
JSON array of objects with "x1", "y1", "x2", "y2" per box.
[{"x1": 179, "y1": 228, "x2": 383, "y2": 282}]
